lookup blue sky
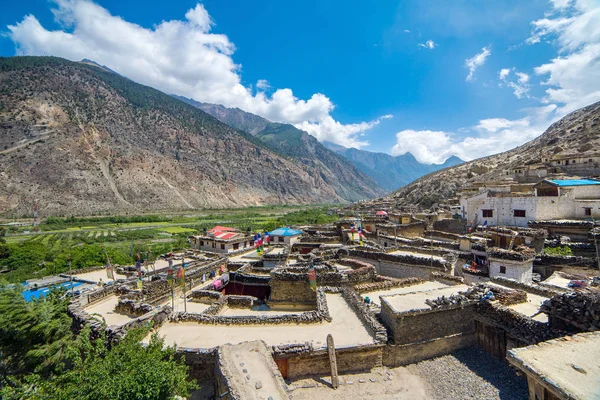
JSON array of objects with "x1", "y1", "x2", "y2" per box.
[{"x1": 1, "y1": 0, "x2": 599, "y2": 163}]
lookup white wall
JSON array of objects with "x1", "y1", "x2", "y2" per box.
[{"x1": 489, "y1": 258, "x2": 533, "y2": 283}]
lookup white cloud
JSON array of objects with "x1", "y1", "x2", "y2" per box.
[
  {"x1": 404, "y1": 29, "x2": 411, "y2": 33},
  {"x1": 465, "y1": 45, "x2": 491, "y2": 81},
  {"x1": 6, "y1": 0, "x2": 383, "y2": 148},
  {"x1": 390, "y1": 116, "x2": 545, "y2": 164},
  {"x1": 296, "y1": 114, "x2": 393, "y2": 148},
  {"x1": 528, "y1": 0, "x2": 600, "y2": 114},
  {"x1": 419, "y1": 40, "x2": 437, "y2": 49},
  {"x1": 499, "y1": 68, "x2": 511, "y2": 80},
  {"x1": 498, "y1": 68, "x2": 530, "y2": 99},
  {"x1": 256, "y1": 79, "x2": 270, "y2": 91}
]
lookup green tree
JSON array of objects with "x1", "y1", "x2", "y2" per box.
[
  {"x1": 0, "y1": 228, "x2": 8, "y2": 260},
  {"x1": 0, "y1": 287, "x2": 73, "y2": 377}
]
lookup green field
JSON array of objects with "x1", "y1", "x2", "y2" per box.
[{"x1": 0, "y1": 205, "x2": 339, "y2": 283}]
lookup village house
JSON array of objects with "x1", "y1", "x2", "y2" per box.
[
  {"x1": 268, "y1": 227, "x2": 302, "y2": 245},
  {"x1": 460, "y1": 178, "x2": 600, "y2": 227},
  {"x1": 188, "y1": 226, "x2": 253, "y2": 254}
]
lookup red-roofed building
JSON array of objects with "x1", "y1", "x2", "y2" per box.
[{"x1": 189, "y1": 226, "x2": 253, "y2": 254}]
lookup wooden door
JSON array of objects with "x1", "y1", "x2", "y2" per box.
[{"x1": 274, "y1": 358, "x2": 289, "y2": 379}]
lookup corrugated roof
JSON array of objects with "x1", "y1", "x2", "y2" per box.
[
  {"x1": 269, "y1": 227, "x2": 302, "y2": 237},
  {"x1": 547, "y1": 179, "x2": 600, "y2": 187}
]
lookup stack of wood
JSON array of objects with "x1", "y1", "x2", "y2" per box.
[{"x1": 541, "y1": 290, "x2": 600, "y2": 331}]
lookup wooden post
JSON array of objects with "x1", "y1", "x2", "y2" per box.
[{"x1": 326, "y1": 334, "x2": 339, "y2": 389}]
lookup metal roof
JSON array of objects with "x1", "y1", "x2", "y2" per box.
[
  {"x1": 269, "y1": 227, "x2": 302, "y2": 237},
  {"x1": 547, "y1": 179, "x2": 600, "y2": 187}
]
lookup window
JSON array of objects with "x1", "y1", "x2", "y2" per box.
[
  {"x1": 212, "y1": 242, "x2": 216, "y2": 248},
  {"x1": 589, "y1": 159, "x2": 593, "y2": 162},
  {"x1": 500, "y1": 266, "x2": 506, "y2": 274},
  {"x1": 585, "y1": 208, "x2": 592, "y2": 216},
  {"x1": 514, "y1": 210, "x2": 526, "y2": 218},
  {"x1": 233, "y1": 243, "x2": 239, "y2": 250},
  {"x1": 278, "y1": 236, "x2": 284, "y2": 243},
  {"x1": 220, "y1": 244, "x2": 225, "y2": 250},
  {"x1": 482, "y1": 209, "x2": 493, "y2": 218},
  {"x1": 200, "y1": 240, "x2": 204, "y2": 246},
  {"x1": 384, "y1": 242, "x2": 388, "y2": 247},
  {"x1": 572, "y1": 160, "x2": 576, "y2": 164}
]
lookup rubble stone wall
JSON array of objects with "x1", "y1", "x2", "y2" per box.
[
  {"x1": 269, "y1": 280, "x2": 316, "y2": 304},
  {"x1": 354, "y1": 276, "x2": 425, "y2": 294},
  {"x1": 176, "y1": 348, "x2": 218, "y2": 388},
  {"x1": 432, "y1": 219, "x2": 467, "y2": 234},
  {"x1": 381, "y1": 301, "x2": 477, "y2": 345},
  {"x1": 383, "y1": 333, "x2": 477, "y2": 367},
  {"x1": 490, "y1": 276, "x2": 562, "y2": 297},
  {"x1": 431, "y1": 272, "x2": 465, "y2": 285},
  {"x1": 475, "y1": 302, "x2": 559, "y2": 345},
  {"x1": 114, "y1": 299, "x2": 153, "y2": 316},
  {"x1": 281, "y1": 345, "x2": 384, "y2": 380},
  {"x1": 339, "y1": 287, "x2": 387, "y2": 343}
]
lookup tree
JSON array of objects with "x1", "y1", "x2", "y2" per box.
[
  {"x1": 0, "y1": 283, "x2": 196, "y2": 399},
  {"x1": 0, "y1": 228, "x2": 8, "y2": 260},
  {"x1": 0, "y1": 286, "x2": 73, "y2": 378}
]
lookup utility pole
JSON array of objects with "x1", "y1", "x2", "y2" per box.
[
  {"x1": 593, "y1": 217, "x2": 600, "y2": 270},
  {"x1": 33, "y1": 199, "x2": 39, "y2": 233},
  {"x1": 68, "y1": 256, "x2": 73, "y2": 298}
]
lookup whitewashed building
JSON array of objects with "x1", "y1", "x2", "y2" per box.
[{"x1": 460, "y1": 179, "x2": 600, "y2": 227}]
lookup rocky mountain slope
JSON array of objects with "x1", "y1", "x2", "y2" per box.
[
  {"x1": 174, "y1": 97, "x2": 386, "y2": 200},
  {"x1": 385, "y1": 101, "x2": 600, "y2": 207},
  {"x1": 323, "y1": 142, "x2": 464, "y2": 191},
  {"x1": 0, "y1": 56, "x2": 382, "y2": 216}
]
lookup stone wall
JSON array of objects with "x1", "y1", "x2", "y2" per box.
[
  {"x1": 381, "y1": 301, "x2": 477, "y2": 345},
  {"x1": 383, "y1": 333, "x2": 477, "y2": 367},
  {"x1": 432, "y1": 218, "x2": 467, "y2": 234},
  {"x1": 115, "y1": 299, "x2": 153, "y2": 316},
  {"x1": 171, "y1": 289, "x2": 330, "y2": 326},
  {"x1": 190, "y1": 289, "x2": 222, "y2": 304},
  {"x1": 490, "y1": 276, "x2": 562, "y2": 297},
  {"x1": 269, "y1": 280, "x2": 315, "y2": 305},
  {"x1": 354, "y1": 276, "x2": 425, "y2": 294},
  {"x1": 430, "y1": 272, "x2": 465, "y2": 285},
  {"x1": 176, "y1": 348, "x2": 218, "y2": 388},
  {"x1": 277, "y1": 345, "x2": 384, "y2": 380},
  {"x1": 475, "y1": 302, "x2": 559, "y2": 345},
  {"x1": 339, "y1": 287, "x2": 387, "y2": 343}
]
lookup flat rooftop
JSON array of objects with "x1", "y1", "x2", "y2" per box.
[
  {"x1": 509, "y1": 332, "x2": 600, "y2": 400},
  {"x1": 151, "y1": 293, "x2": 375, "y2": 349},
  {"x1": 363, "y1": 281, "x2": 451, "y2": 307},
  {"x1": 488, "y1": 282, "x2": 549, "y2": 322},
  {"x1": 73, "y1": 268, "x2": 128, "y2": 284},
  {"x1": 83, "y1": 295, "x2": 136, "y2": 327},
  {"x1": 388, "y1": 250, "x2": 445, "y2": 262},
  {"x1": 382, "y1": 284, "x2": 469, "y2": 313},
  {"x1": 228, "y1": 250, "x2": 261, "y2": 263}
]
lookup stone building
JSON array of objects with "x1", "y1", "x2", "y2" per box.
[{"x1": 460, "y1": 178, "x2": 600, "y2": 227}]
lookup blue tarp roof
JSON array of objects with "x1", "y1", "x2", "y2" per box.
[
  {"x1": 269, "y1": 227, "x2": 302, "y2": 237},
  {"x1": 547, "y1": 179, "x2": 600, "y2": 187}
]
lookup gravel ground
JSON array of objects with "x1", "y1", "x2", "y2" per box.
[{"x1": 415, "y1": 347, "x2": 528, "y2": 400}]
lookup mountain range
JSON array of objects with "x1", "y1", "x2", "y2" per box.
[
  {"x1": 172, "y1": 96, "x2": 385, "y2": 201},
  {"x1": 175, "y1": 97, "x2": 464, "y2": 192},
  {"x1": 0, "y1": 56, "x2": 383, "y2": 216},
  {"x1": 323, "y1": 142, "x2": 463, "y2": 191}
]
